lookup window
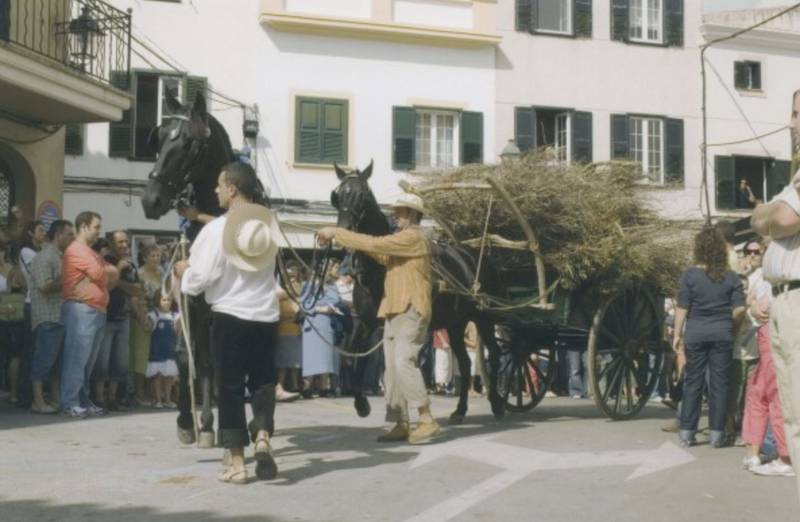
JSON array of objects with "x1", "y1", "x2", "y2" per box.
[
  {"x1": 715, "y1": 156, "x2": 790, "y2": 211},
  {"x1": 515, "y1": 107, "x2": 592, "y2": 164},
  {"x1": 734, "y1": 61, "x2": 762, "y2": 91},
  {"x1": 0, "y1": 160, "x2": 14, "y2": 222},
  {"x1": 393, "y1": 107, "x2": 483, "y2": 171},
  {"x1": 610, "y1": 114, "x2": 683, "y2": 184},
  {"x1": 611, "y1": 0, "x2": 682, "y2": 46},
  {"x1": 535, "y1": 0, "x2": 571, "y2": 34},
  {"x1": 516, "y1": 0, "x2": 592, "y2": 37},
  {"x1": 629, "y1": 0, "x2": 662, "y2": 43},
  {"x1": 294, "y1": 97, "x2": 348, "y2": 165},
  {"x1": 64, "y1": 124, "x2": 84, "y2": 156},
  {"x1": 108, "y1": 71, "x2": 207, "y2": 159}
]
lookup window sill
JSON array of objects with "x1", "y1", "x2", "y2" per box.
[
  {"x1": 292, "y1": 162, "x2": 351, "y2": 172},
  {"x1": 737, "y1": 89, "x2": 766, "y2": 99}
]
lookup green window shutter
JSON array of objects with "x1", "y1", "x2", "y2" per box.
[
  {"x1": 295, "y1": 98, "x2": 322, "y2": 163},
  {"x1": 715, "y1": 156, "x2": 735, "y2": 210},
  {"x1": 664, "y1": 0, "x2": 683, "y2": 47},
  {"x1": 734, "y1": 62, "x2": 746, "y2": 90},
  {"x1": 515, "y1": 107, "x2": 537, "y2": 154},
  {"x1": 460, "y1": 111, "x2": 484, "y2": 165},
  {"x1": 392, "y1": 106, "x2": 416, "y2": 171},
  {"x1": 516, "y1": 0, "x2": 533, "y2": 32},
  {"x1": 0, "y1": 0, "x2": 10, "y2": 41},
  {"x1": 611, "y1": 0, "x2": 628, "y2": 42},
  {"x1": 185, "y1": 76, "x2": 208, "y2": 105},
  {"x1": 64, "y1": 124, "x2": 84, "y2": 156},
  {"x1": 322, "y1": 100, "x2": 348, "y2": 164},
  {"x1": 574, "y1": 0, "x2": 592, "y2": 37},
  {"x1": 610, "y1": 114, "x2": 629, "y2": 159},
  {"x1": 572, "y1": 111, "x2": 593, "y2": 164},
  {"x1": 665, "y1": 118, "x2": 684, "y2": 184},
  {"x1": 751, "y1": 63, "x2": 762, "y2": 90},
  {"x1": 109, "y1": 70, "x2": 133, "y2": 158},
  {"x1": 767, "y1": 160, "x2": 792, "y2": 202}
]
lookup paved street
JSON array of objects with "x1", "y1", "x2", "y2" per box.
[{"x1": 0, "y1": 394, "x2": 797, "y2": 522}]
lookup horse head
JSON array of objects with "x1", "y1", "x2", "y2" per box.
[
  {"x1": 330, "y1": 160, "x2": 389, "y2": 234},
  {"x1": 141, "y1": 89, "x2": 212, "y2": 219}
]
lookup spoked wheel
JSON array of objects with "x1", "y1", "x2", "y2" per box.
[
  {"x1": 496, "y1": 338, "x2": 553, "y2": 413},
  {"x1": 588, "y1": 285, "x2": 663, "y2": 420}
]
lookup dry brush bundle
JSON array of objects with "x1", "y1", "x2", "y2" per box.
[{"x1": 416, "y1": 153, "x2": 698, "y2": 297}]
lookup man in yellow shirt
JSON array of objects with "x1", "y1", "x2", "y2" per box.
[{"x1": 318, "y1": 194, "x2": 439, "y2": 444}]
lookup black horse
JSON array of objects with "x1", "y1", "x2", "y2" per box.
[
  {"x1": 141, "y1": 89, "x2": 235, "y2": 447},
  {"x1": 331, "y1": 162, "x2": 507, "y2": 423}
]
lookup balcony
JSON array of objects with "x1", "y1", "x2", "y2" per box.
[
  {"x1": 0, "y1": 0, "x2": 131, "y2": 123},
  {"x1": 259, "y1": 0, "x2": 501, "y2": 49}
]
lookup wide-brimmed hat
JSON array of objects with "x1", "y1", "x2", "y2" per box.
[
  {"x1": 387, "y1": 193, "x2": 426, "y2": 215},
  {"x1": 223, "y1": 204, "x2": 284, "y2": 272}
]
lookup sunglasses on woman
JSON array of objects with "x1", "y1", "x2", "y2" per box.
[{"x1": 744, "y1": 249, "x2": 762, "y2": 256}]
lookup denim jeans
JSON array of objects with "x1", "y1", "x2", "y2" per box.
[
  {"x1": 16, "y1": 303, "x2": 35, "y2": 406},
  {"x1": 60, "y1": 301, "x2": 107, "y2": 410},
  {"x1": 91, "y1": 317, "x2": 130, "y2": 382},
  {"x1": 567, "y1": 348, "x2": 587, "y2": 397},
  {"x1": 30, "y1": 322, "x2": 65, "y2": 381},
  {"x1": 680, "y1": 341, "x2": 732, "y2": 444}
]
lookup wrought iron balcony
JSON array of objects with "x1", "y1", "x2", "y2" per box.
[{"x1": 0, "y1": 0, "x2": 130, "y2": 89}]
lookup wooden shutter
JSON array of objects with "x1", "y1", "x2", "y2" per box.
[
  {"x1": 611, "y1": 0, "x2": 629, "y2": 42},
  {"x1": 767, "y1": 160, "x2": 792, "y2": 202},
  {"x1": 610, "y1": 114, "x2": 629, "y2": 159},
  {"x1": 572, "y1": 111, "x2": 593, "y2": 163},
  {"x1": 733, "y1": 62, "x2": 746, "y2": 90},
  {"x1": 64, "y1": 124, "x2": 84, "y2": 156},
  {"x1": 665, "y1": 118, "x2": 684, "y2": 184},
  {"x1": 574, "y1": 0, "x2": 592, "y2": 37},
  {"x1": 0, "y1": 0, "x2": 9, "y2": 41},
  {"x1": 322, "y1": 100, "x2": 348, "y2": 164},
  {"x1": 516, "y1": 0, "x2": 533, "y2": 32},
  {"x1": 393, "y1": 106, "x2": 416, "y2": 171},
  {"x1": 664, "y1": 0, "x2": 683, "y2": 47},
  {"x1": 109, "y1": 70, "x2": 133, "y2": 158},
  {"x1": 296, "y1": 98, "x2": 322, "y2": 163},
  {"x1": 185, "y1": 76, "x2": 208, "y2": 105},
  {"x1": 461, "y1": 111, "x2": 484, "y2": 165},
  {"x1": 751, "y1": 63, "x2": 762, "y2": 90},
  {"x1": 515, "y1": 107, "x2": 537, "y2": 154},
  {"x1": 715, "y1": 156, "x2": 735, "y2": 210}
]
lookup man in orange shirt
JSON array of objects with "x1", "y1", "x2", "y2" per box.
[{"x1": 59, "y1": 211, "x2": 120, "y2": 419}]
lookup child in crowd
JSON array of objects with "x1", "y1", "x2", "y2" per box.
[{"x1": 146, "y1": 290, "x2": 180, "y2": 409}]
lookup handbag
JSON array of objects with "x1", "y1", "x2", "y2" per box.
[{"x1": 0, "y1": 293, "x2": 25, "y2": 323}]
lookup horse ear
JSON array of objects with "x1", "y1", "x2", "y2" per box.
[
  {"x1": 192, "y1": 91, "x2": 208, "y2": 119},
  {"x1": 334, "y1": 162, "x2": 348, "y2": 180},
  {"x1": 165, "y1": 88, "x2": 183, "y2": 114},
  {"x1": 360, "y1": 159, "x2": 374, "y2": 180}
]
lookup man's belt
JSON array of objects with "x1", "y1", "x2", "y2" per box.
[{"x1": 772, "y1": 281, "x2": 800, "y2": 298}]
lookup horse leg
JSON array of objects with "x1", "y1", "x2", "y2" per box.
[
  {"x1": 448, "y1": 322, "x2": 470, "y2": 425},
  {"x1": 350, "y1": 321, "x2": 373, "y2": 418},
  {"x1": 196, "y1": 303, "x2": 216, "y2": 448},
  {"x1": 198, "y1": 372, "x2": 215, "y2": 448},
  {"x1": 175, "y1": 339, "x2": 196, "y2": 444},
  {"x1": 475, "y1": 317, "x2": 504, "y2": 420}
]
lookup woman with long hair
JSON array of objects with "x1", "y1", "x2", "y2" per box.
[{"x1": 673, "y1": 227, "x2": 746, "y2": 447}]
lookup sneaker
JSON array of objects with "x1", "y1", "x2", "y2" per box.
[
  {"x1": 60, "y1": 406, "x2": 88, "y2": 419},
  {"x1": 154, "y1": 402, "x2": 164, "y2": 409},
  {"x1": 408, "y1": 421, "x2": 441, "y2": 445},
  {"x1": 164, "y1": 401, "x2": 177, "y2": 409},
  {"x1": 86, "y1": 405, "x2": 106, "y2": 416},
  {"x1": 376, "y1": 424, "x2": 410, "y2": 443},
  {"x1": 742, "y1": 455, "x2": 762, "y2": 470},
  {"x1": 661, "y1": 422, "x2": 679, "y2": 433},
  {"x1": 679, "y1": 439, "x2": 695, "y2": 448},
  {"x1": 650, "y1": 396, "x2": 663, "y2": 403},
  {"x1": 545, "y1": 391, "x2": 557, "y2": 398},
  {"x1": 572, "y1": 395, "x2": 583, "y2": 400},
  {"x1": 751, "y1": 460, "x2": 796, "y2": 477},
  {"x1": 31, "y1": 402, "x2": 58, "y2": 414},
  {"x1": 276, "y1": 391, "x2": 300, "y2": 403}
]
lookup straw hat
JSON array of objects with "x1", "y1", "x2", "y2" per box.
[
  {"x1": 387, "y1": 193, "x2": 426, "y2": 215},
  {"x1": 223, "y1": 204, "x2": 283, "y2": 272}
]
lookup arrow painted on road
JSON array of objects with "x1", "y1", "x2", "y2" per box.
[{"x1": 394, "y1": 433, "x2": 695, "y2": 522}]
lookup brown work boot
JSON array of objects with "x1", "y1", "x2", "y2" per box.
[
  {"x1": 376, "y1": 424, "x2": 410, "y2": 443},
  {"x1": 408, "y1": 421, "x2": 441, "y2": 445},
  {"x1": 661, "y1": 422, "x2": 679, "y2": 433}
]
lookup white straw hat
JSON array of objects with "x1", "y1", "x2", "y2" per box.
[
  {"x1": 387, "y1": 193, "x2": 426, "y2": 215},
  {"x1": 222, "y1": 204, "x2": 284, "y2": 272}
]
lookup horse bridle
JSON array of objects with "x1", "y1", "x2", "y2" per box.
[
  {"x1": 334, "y1": 174, "x2": 371, "y2": 232},
  {"x1": 149, "y1": 114, "x2": 210, "y2": 209}
]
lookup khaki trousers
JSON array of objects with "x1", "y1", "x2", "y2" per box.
[
  {"x1": 383, "y1": 306, "x2": 430, "y2": 423},
  {"x1": 769, "y1": 289, "x2": 800, "y2": 505}
]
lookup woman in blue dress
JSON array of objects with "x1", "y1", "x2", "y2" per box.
[{"x1": 300, "y1": 262, "x2": 344, "y2": 398}]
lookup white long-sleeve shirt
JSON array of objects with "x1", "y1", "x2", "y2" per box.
[{"x1": 181, "y1": 215, "x2": 279, "y2": 323}]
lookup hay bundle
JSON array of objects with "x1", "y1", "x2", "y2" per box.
[{"x1": 416, "y1": 153, "x2": 697, "y2": 297}]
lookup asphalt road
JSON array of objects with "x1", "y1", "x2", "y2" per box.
[{"x1": 0, "y1": 394, "x2": 797, "y2": 522}]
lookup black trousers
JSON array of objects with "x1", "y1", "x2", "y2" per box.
[
  {"x1": 211, "y1": 312, "x2": 278, "y2": 448},
  {"x1": 680, "y1": 341, "x2": 732, "y2": 439}
]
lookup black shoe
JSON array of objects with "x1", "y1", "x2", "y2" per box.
[{"x1": 300, "y1": 390, "x2": 313, "y2": 400}]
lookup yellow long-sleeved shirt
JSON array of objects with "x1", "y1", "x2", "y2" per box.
[{"x1": 333, "y1": 227, "x2": 432, "y2": 322}]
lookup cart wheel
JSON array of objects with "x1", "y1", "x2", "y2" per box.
[
  {"x1": 497, "y1": 338, "x2": 553, "y2": 413},
  {"x1": 587, "y1": 286, "x2": 663, "y2": 420}
]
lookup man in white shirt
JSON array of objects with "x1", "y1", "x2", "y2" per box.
[{"x1": 175, "y1": 162, "x2": 282, "y2": 485}]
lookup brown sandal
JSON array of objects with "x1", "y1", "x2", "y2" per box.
[{"x1": 218, "y1": 466, "x2": 248, "y2": 485}]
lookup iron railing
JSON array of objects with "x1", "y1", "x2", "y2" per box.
[{"x1": 0, "y1": 0, "x2": 130, "y2": 88}]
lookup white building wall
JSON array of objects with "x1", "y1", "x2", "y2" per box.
[{"x1": 65, "y1": 0, "x2": 496, "y2": 234}]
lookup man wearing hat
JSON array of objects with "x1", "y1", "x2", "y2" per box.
[
  {"x1": 318, "y1": 193, "x2": 440, "y2": 444},
  {"x1": 174, "y1": 162, "x2": 283, "y2": 485}
]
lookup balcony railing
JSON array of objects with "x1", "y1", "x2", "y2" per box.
[{"x1": 0, "y1": 0, "x2": 130, "y2": 89}]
